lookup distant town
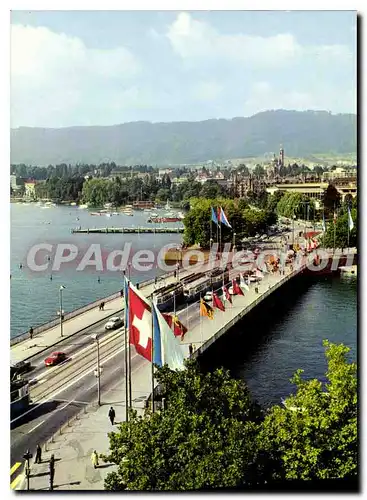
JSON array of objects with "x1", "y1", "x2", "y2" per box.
[{"x1": 10, "y1": 146, "x2": 357, "y2": 209}]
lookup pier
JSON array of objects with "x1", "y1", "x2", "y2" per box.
[{"x1": 71, "y1": 226, "x2": 184, "y2": 234}]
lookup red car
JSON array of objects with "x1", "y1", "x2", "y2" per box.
[{"x1": 44, "y1": 351, "x2": 67, "y2": 367}]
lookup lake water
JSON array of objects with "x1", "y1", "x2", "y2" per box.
[
  {"x1": 201, "y1": 274, "x2": 357, "y2": 407},
  {"x1": 10, "y1": 203, "x2": 182, "y2": 338}
]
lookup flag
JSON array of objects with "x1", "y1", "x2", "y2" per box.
[
  {"x1": 211, "y1": 207, "x2": 219, "y2": 225},
  {"x1": 200, "y1": 298, "x2": 214, "y2": 319},
  {"x1": 129, "y1": 281, "x2": 152, "y2": 361},
  {"x1": 232, "y1": 278, "x2": 244, "y2": 296},
  {"x1": 219, "y1": 207, "x2": 232, "y2": 228},
  {"x1": 348, "y1": 207, "x2": 354, "y2": 231},
  {"x1": 153, "y1": 304, "x2": 185, "y2": 371},
  {"x1": 240, "y1": 274, "x2": 250, "y2": 292},
  {"x1": 222, "y1": 285, "x2": 232, "y2": 304},
  {"x1": 212, "y1": 291, "x2": 225, "y2": 311},
  {"x1": 162, "y1": 313, "x2": 188, "y2": 338},
  {"x1": 322, "y1": 214, "x2": 326, "y2": 232}
]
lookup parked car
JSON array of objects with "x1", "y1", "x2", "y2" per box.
[
  {"x1": 204, "y1": 291, "x2": 213, "y2": 302},
  {"x1": 104, "y1": 316, "x2": 123, "y2": 330},
  {"x1": 44, "y1": 351, "x2": 67, "y2": 367}
]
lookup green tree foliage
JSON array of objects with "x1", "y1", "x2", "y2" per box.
[
  {"x1": 323, "y1": 184, "x2": 342, "y2": 218},
  {"x1": 182, "y1": 199, "x2": 275, "y2": 247},
  {"x1": 276, "y1": 192, "x2": 316, "y2": 220},
  {"x1": 104, "y1": 361, "x2": 262, "y2": 491},
  {"x1": 199, "y1": 180, "x2": 226, "y2": 199},
  {"x1": 258, "y1": 341, "x2": 357, "y2": 481},
  {"x1": 267, "y1": 191, "x2": 285, "y2": 212},
  {"x1": 323, "y1": 208, "x2": 357, "y2": 248}
]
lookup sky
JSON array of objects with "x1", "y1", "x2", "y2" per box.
[{"x1": 10, "y1": 10, "x2": 357, "y2": 128}]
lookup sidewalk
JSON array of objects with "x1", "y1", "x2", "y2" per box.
[{"x1": 24, "y1": 361, "x2": 152, "y2": 491}]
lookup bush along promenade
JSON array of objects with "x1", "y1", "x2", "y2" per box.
[{"x1": 103, "y1": 341, "x2": 357, "y2": 491}]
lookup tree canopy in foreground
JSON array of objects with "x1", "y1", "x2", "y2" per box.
[{"x1": 104, "y1": 342, "x2": 357, "y2": 491}]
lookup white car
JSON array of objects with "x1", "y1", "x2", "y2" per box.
[
  {"x1": 204, "y1": 291, "x2": 213, "y2": 301},
  {"x1": 104, "y1": 316, "x2": 123, "y2": 330}
]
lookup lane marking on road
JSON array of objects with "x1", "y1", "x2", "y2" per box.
[
  {"x1": 10, "y1": 462, "x2": 21, "y2": 475},
  {"x1": 28, "y1": 419, "x2": 45, "y2": 434},
  {"x1": 11, "y1": 344, "x2": 127, "y2": 425},
  {"x1": 10, "y1": 473, "x2": 23, "y2": 490}
]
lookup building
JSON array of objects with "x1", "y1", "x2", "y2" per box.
[
  {"x1": 266, "y1": 180, "x2": 357, "y2": 204},
  {"x1": 10, "y1": 175, "x2": 23, "y2": 192},
  {"x1": 24, "y1": 179, "x2": 36, "y2": 199}
]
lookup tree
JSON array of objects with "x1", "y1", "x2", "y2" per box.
[
  {"x1": 104, "y1": 361, "x2": 262, "y2": 491},
  {"x1": 258, "y1": 341, "x2": 357, "y2": 482},
  {"x1": 323, "y1": 208, "x2": 357, "y2": 248},
  {"x1": 323, "y1": 184, "x2": 342, "y2": 218},
  {"x1": 267, "y1": 191, "x2": 285, "y2": 213},
  {"x1": 200, "y1": 180, "x2": 225, "y2": 199},
  {"x1": 253, "y1": 165, "x2": 265, "y2": 177}
]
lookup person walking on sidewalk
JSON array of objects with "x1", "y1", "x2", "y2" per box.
[
  {"x1": 34, "y1": 444, "x2": 42, "y2": 464},
  {"x1": 109, "y1": 406, "x2": 116, "y2": 425},
  {"x1": 189, "y1": 343, "x2": 193, "y2": 356},
  {"x1": 91, "y1": 450, "x2": 99, "y2": 469},
  {"x1": 49, "y1": 454, "x2": 55, "y2": 491},
  {"x1": 29, "y1": 326, "x2": 34, "y2": 340}
]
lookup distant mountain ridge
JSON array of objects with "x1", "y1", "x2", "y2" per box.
[{"x1": 10, "y1": 110, "x2": 357, "y2": 166}]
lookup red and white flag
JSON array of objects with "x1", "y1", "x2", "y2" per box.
[
  {"x1": 232, "y1": 278, "x2": 244, "y2": 296},
  {"x1": 129, "y1": 282, "x2": 152, "y2": 361},
  {"x1": 212, "y1": 291, "x2": 225, "y2": 311},
  {"x1": 162, "y1": 313, "x2": 188, "y2": 339},
  {"x1": 222, "y1": 285, "x2": 232, "y2": 304}
]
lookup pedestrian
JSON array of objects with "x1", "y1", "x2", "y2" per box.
[
  {"x1": 189, "y1": 343, "x2": 193, "y2": 356},
  {"x1": 91, "y1": 450, "x2": 99, "y2": 469},
  {"x1": 101, "y1": 301, "x2": 105, "y2": 311},
  {"x1": 108, "y1": 406, "x2": 116, "y2": 425},
  {"x1": 29, "y1": 326, "x2": 34, "y2": 340},
  {"x1": 34, "y1": 444, "x2": 42, "y2": 464},
  {"x1": 120, "y1": 289, "x2": 124, "y2": 297},
  {"x1": 99, "y1": 303, "x2": 102, "y2": 311}
]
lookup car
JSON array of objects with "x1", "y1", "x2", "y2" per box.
[
  {"x1": 204, "y1": 291, "x2": 213, "y2": 302},
  {"x1": 104, "y1": 316, "x2": 123, "y2": 330},
  {"x1": 10, "y1": 360, "x2": 32, "y2": 379},
  {"x1": 44, "y1": 351, "x2": 67, "y2": 367}
]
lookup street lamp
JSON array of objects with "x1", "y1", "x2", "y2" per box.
[
  {"x1": 58, "y1": 285, "x2": 66, "y2": 337},
  {"x1": 232, "y1": 232, "x2": 237, "y2": 252},
  {"x1": 92, "y1": 334, "x2": 102, "y2": 406}
]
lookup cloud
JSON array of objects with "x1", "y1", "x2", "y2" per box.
[
  {"x1": 192, "y1": 81, "x2": 222, "y2": 101},
  {"x1": 166, "y1": 12, "x2": 352, "y2": 67},
  {"x1": 11, "y1": 24, "x2": 142, "y2": 127}
]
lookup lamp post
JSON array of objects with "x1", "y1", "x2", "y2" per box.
[
  {"x1": 92, "y1": 334, "x2": 101, "y2": 406},
  {"x1": 232, "y1": 232, "x2": 237, "y2": 252},
  {"x1": 59, "y1": 285, "x2": 66, "y2": 337}
]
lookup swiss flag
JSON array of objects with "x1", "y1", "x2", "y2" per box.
[
  {"x1": 129, "y1": 282, "x2": 152, "y2": 361},
  {"x1": 232, "y1": 278, "x2": 244, "y2": 296}
]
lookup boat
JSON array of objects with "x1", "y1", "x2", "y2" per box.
[
  {"x1": 339, "y1": 265, "x2": 357, "y2": 276},
  {"x1": 148, "y1": 217, "x2": 182, "y2": 223},
  {"x1": 112, "y1": 212, "x2": 119, "y2": 216},
  {"x1": 165, "y1": 201, "x2": 171, "y2": 210},
  {"x1": 78, "y1": 204, "x2": 88, "y2": 209},
  {"x1": 70, "y1": 202, "x2": 77, "y2": 206},
  {"x1": 151, "y1": 212, "x2": 158, "y2": 217}
]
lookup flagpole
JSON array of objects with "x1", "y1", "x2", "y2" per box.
[
  {"x1": 333, "y1": 202, "x2": 336, "y2": 253},
  {"x1": 151, "y1": 302, "x2": 155, "y2": 413},
  {"x1": 347, "y1": 206, "x2": 350, "y2": 251},
  {"x1": 199, "y1": 295, "x2": 203, "y2": 347},
  {"x1": 123, "y1": 272, "x2": 129, "y2": 422}
]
